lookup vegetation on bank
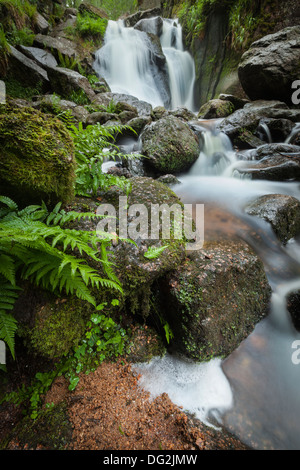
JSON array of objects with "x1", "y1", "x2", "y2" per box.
[{"x1": 174, "y1": 0, "x2": 279, "y2": 50}]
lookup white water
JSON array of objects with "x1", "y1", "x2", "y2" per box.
[
  {"x1": 133, "y1": 122, "x2": 300, "y2": 450},
  {"x1": 93, "y1": 18, "x2": 196, "y2": 111},
  {"x1": 94, "y1": 15, "x2": 300, "y2": 449}
]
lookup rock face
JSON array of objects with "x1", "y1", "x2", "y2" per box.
[
  {"x1": 0, "y1": 105, "x2": 76, "y2": 207},
  {"x1": 6, "y1": 45, "x2": 50, "y2": 91},
  {"x1": 235, "y1": 143, "x2": 300, "y2": 181},
  {"x1": 217, "y1": 100, "x2": 300, "y2": 148},
  {"x1": 245, "y1": 194, "x2": 300, "y2": 244},
  {"x1": 238, "y1": 26, "x2": 300, "y2": 105},
  {"x1": 155, "y1": 240, "x2": 271, "y2": 362},
  {"x1": 140, "y1": 115, "x2": 200, "y2": 174}
]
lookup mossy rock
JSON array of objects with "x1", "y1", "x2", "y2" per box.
[
  {"x1": 2, "y1": 402, "x2": 73, "y2": 450},
  {"x1": 0, "y1": 105, "x2": 76, "y2": 208},
  {"x1": 140, "y1": 115, "x2": 200, "y2": 175},
  {"x1": 156, "y1": 240, "x2": 271, "y2": 362},
  {"x1": 14, "y1": 286, "x2": 93, "y2": 359},
  {"x1": 197, "y1": 99, "x2": 235, "y2": 119}
]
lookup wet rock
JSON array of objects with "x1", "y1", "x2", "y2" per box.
[
  {"x1": 124, "y1": 7, "x2": 162, "y2": 28},
  {"x1": 236, "y1": 153, "x2": 300, "y2": 181},
  {"x1": 217, "y1": 100, "x2": 300, "y2": 147},
  {"x1": 238, "y1": 26, "x2": 300, "y2": 105},
  {"x1": 134, "y1": 16, "x2": 164, "y2": 36},
  {"x1": 169, "y1": 107, "x2": 196, "y2": 122},
  {"x1": 198, "y1": 99, "x2": 235, "y2": 119},
  {"x1": 157, "y1": 174, "x2": 181, "y2": 186},
  {"x1": 140, "y1": 115, "x2": 200, "y2": 174},
  {"x1": 6, "y1": 45, "x2": 50, "y2": 92},
  {"x1": 245, "y1": 194, "x2": 300, "y2": 244},
  {"x1": 218, "y1": 93, "x2": 249, "y2": 110},
  {"x1": 155, "y1": 240, "x2": 271, "y2": 362},
  {"x1": 256, "y1": 118, "x2": 295, "y2": 143}
]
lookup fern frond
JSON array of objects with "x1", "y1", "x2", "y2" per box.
[{"x1": 0, "y1": 310, "x2": 18, "y2": 359}]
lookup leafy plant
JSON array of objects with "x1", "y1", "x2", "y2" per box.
[
  {"x1": 0, "y1": 302, "x2": 129, "y2": 419},
  {"x1": 68, "y1": 121, "x2": 139, "y2": 197},
  {"x1": 75, "y1": 12, "x2": 108, "y2": 38},
  {"x1": 0, "y1": 196, "x2": 123, "y2": 359},
  {"x1": 144, "y1": 245, "x2": 169, "y2": 260}
]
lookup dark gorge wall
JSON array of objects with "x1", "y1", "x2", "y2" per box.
[{"x1": 162, "y1": 0, "x2": 300, "y2": 107}]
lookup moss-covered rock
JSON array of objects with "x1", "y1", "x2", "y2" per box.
[
  {"x1": 0, "y1": 105, "x2": 76, "y2": 207},
  {"x1": 13, "y1": 285, "x2": 92, "y2": 359},
  {"x1": 140, "y1": 115, "x2": 200, "y2": 175},
  {"x1": 155, "y1": 240, "x2": 271, "y2": 362},
  {"x1": 197, "y1": 98, "x2": 235, "y2": 119},
  {"x1": 3, "y1": 402, "x2": 73, "y2": 450}
]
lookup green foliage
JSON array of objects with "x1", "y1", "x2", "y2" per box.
[
  {"x1": 144, "y1": 245, "x2": 169, "y2": 260},
  {"x1": 5, "y1": 23, "x2": 34, "y2": 46},
  {"x1": 0, "y1": 196, "x2": 123, "y2": 358},
  {"x1": 5, "y1": 77, "x2": 43, "y2": 99},
  {"x1": 75, "y1": 11, "x2": 108, "y2": 38},
  {"x1": 1, "y1": 303, "x2": 129, "y2": 419},
  {"x1": 68, "y1": 88, "x2": 90, "y2": 106},
  {"x1": 67, "y1": 0, "x2": 138, "y2": 20},
  {"x1": 68, "y1": 121, "x2": 138, "y2": 197},
  {"x1": 0, "y1": 25, "x2": 10, "y2": 54}
]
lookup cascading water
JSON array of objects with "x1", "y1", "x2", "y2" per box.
[
  {"x1": 133, "y1": 119, "x2": 300, "y2": 449},
  {"x1": 93, "y1": 17, "x2": 196, "y2": 111},
  {"x1": 95, "y1": 14, "x2": 300, "y2": 450}
]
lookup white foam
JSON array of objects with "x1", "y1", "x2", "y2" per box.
[{"x1": 133, "y1": 353, "x2": 233, "y2": 428}]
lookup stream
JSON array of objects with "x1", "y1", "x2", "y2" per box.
[{"x1": 94, "y1": 17, "x2": 300, "y2": 450}]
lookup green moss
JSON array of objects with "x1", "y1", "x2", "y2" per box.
[
  {"x1": 20, "y1": 296, "x2": 93, "y2": 359},
  {"x1": 0, "y1": 105, "x2": 76, "y2": 207},
  {"x1": 1, "y1": 402, "x2": 73, "y2": 450}
]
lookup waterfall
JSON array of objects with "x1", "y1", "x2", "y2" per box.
[
  {"x1": 160, "y1": 19, "x2": 196, "y2": 111},
  {"x1": 133, "y1": 122, "x2": 300, "y2": 449},
  {"x1": 93, "y1": 18, "x2": 196, "y2": 111}
]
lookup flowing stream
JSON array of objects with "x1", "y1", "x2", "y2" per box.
[{"x1": 94, "y1": 17, "x2": 300, "y2": 449}]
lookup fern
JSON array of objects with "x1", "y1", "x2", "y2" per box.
[
  {"x1": 0, "y1": 197, "x2": 123, "y2": 358},
  {"x1": 67, "y1": 121, "x2": 141, "y2": 197},
  {"x1": 144, "y1": 245, "x2": 169, "y2": 260}
]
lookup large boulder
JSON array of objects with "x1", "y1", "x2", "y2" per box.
[
  {"x1": 0, "y1": 105, "x2": 76, "y2": 207},
  {"x1": 17, "y1": 45, "x2": 58, "y2": 68},
  {"x1": 33, "y1": 34, "x2": 78, "y2": 62},
  {"x1": 238, "y1": 26, "x2": 300, "y2": 105},
  {"x1": 5, "y1": 45, "x2": 50, "y2": 92},
  {"x1": 155, "y1": 240, "x2": 271, "y2": 361},
  {"x1": 140, "y1": 115, "x2": 200, "y2": 174},
  {"x1": 46, "y1": 66, "x2": 97, "y2": 102}
]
